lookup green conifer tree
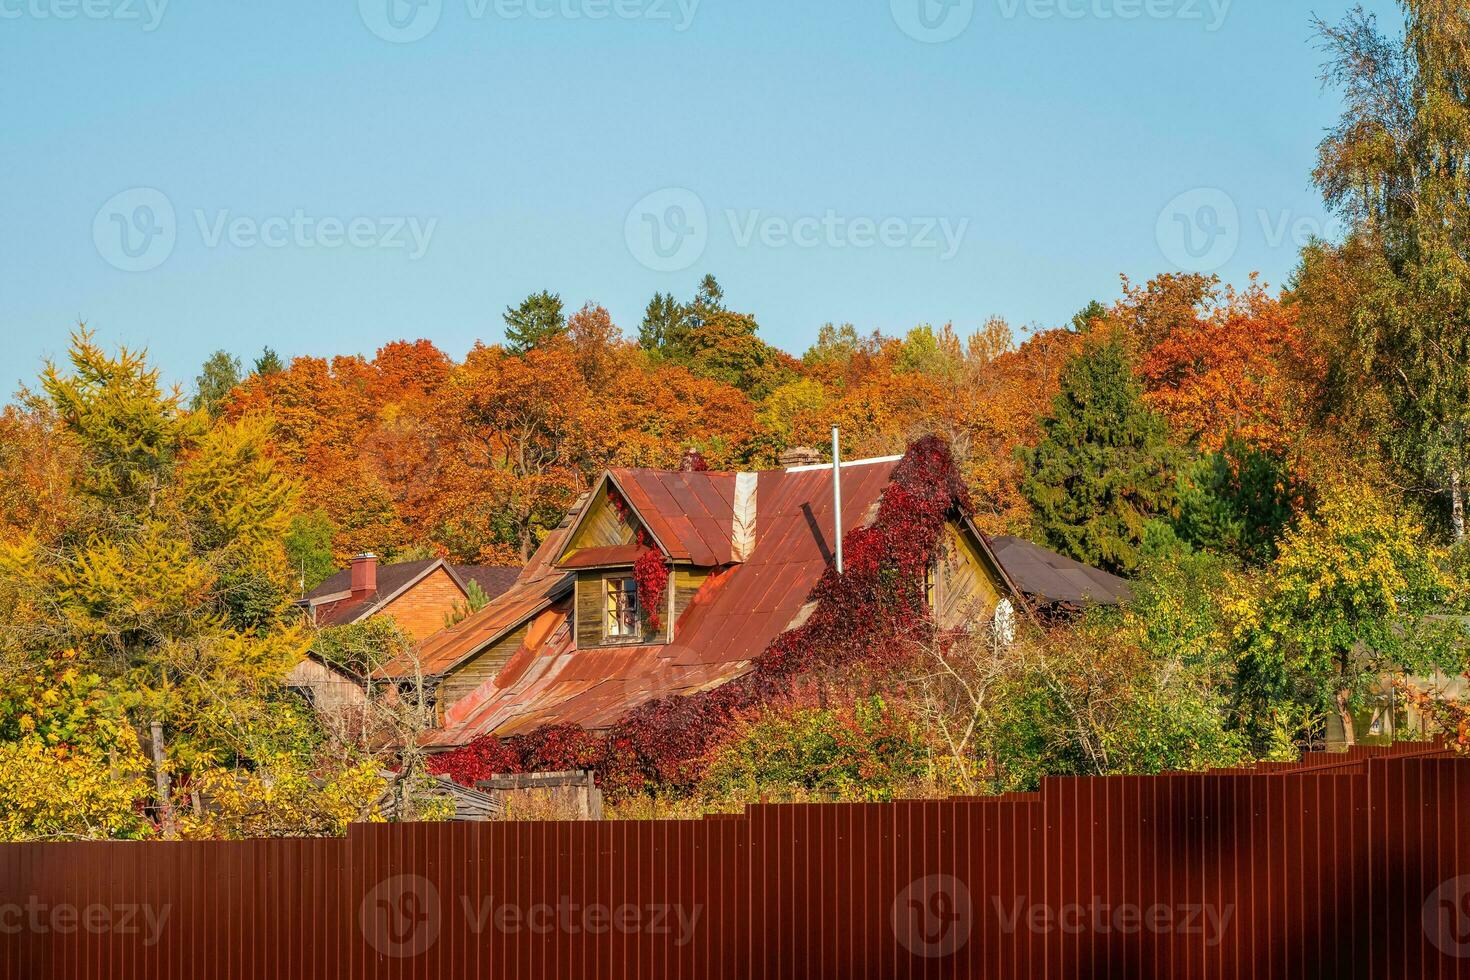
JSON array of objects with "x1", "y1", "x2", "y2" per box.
[
  {"x1": 1020, "y1": 331, "x2": 1177, "y2": 575},
  {"x1": 503, "y1": 291, "x2": 566, "y2": 354}
]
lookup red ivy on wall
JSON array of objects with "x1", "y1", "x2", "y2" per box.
[
  {"x1": 633, "y1": 549, "x2": 669, "y2": 631},
  {"x1": 429, "y1": 435, "x2": 971, "y2": 797}
]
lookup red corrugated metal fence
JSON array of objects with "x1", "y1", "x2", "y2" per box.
[{"x1": 2, "y1": 745, "x2": 1467, "y2": 979}]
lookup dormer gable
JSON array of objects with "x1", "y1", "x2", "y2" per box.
[
  {"x1": 556, "y1": 475, "x2": 661, "y2": 569},
  {"x1": 556, "y1": 469, "x2": 740, "y2": 570}
]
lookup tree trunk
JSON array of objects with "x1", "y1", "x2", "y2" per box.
[
  {"x1": 150, "y1": 721, "x2": 178, "y2": 840},
  {"x1": 1335, "y1": 689, "x2": 1358, "y2": 748},
  {"x1": 1452, "y1": 466, "x2": 1465, "y2": 544}
]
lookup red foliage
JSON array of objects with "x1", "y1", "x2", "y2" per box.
[
  {"x1": 633, "y1": 550, "x2": 669, "y2": 631},
  {"x1": 428, "y1": 435, "x2": 969, "y2": 797}
]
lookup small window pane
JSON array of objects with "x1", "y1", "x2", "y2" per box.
[{"x1": 605, "y1": 578, "x2": 639, "y2": 638}]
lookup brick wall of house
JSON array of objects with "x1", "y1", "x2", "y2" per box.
[{"x1": 378, "y1": 567, "x2": 468, "y2": 641}]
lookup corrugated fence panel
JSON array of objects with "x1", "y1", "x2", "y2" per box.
[{"x1": 2, "y1": 747, "x2": 1469, "y2": 979}]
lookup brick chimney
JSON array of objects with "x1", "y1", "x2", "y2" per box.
[
  {"x1": 679, "y1": 448, "x2": 709, "y2": 472},
  {"x1": 350, "y1": 553, "x2": 379, "y2": 597},
  {"x1": 778, "y1": 447, "x2": 824, "y2": 468}
]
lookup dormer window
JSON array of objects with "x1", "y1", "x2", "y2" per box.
[{"x1": 605, "y1": 577, "x2": 640, "y2": 639}]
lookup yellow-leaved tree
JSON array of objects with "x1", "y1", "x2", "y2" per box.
[{"x1": 0, "y1": 330, "x2": 385, "y2": 840}]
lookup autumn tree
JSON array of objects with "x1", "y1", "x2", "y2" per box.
[
  {"x1": 1130, "y1": 276, "x2": 1305, "y2": 454},
  {"x1": 1229, "y1": 483, "x2": 1466, "y2": 747},
  {"x1": 1308, "y1": 1, "x2": 1470, "y2": 538},
  {"x1": 1020, "y1": 330, "x2": 1177, "y2": 574},
  {"x1": 192, "y1": 351, "x2": 242, "y2": 418},
  {"x1": 41, "y1": 330, "x2": 204, "y2": 520},
  {"x1": 0, "y1": 652, "x2": 152, "y2": 841},
  {"x1": 0, "y1": 404, "x2": 86, "y2": 545},
  {"x1": 443, "y1": 342, "x2": 590, "y2": 559},
  {"x1": 0, "y1": 334, "x2": 347, "y2": 838}
]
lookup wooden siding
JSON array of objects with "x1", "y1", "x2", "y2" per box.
[
  {"x1": 672, "y1": 566, "x2": 710, "y2": 628},
  {"x1": 932, "y1": 522, "x2": 1003, "y2": 630},
  {"x1": 284, "y1": 657, "x2": 365, "y2": 712},
  {"x1": 377, "y1": 566, "x2": 469, "y2": 641},
  {"x1": 575, "y1": 570, "x2": 666, "y2": 649},
  {"x1": 559, "y1": 483, "x2": 636, "y2": 563},
  {"x1": 436, "y1": 619, "x2": 532, "y2": 713}
]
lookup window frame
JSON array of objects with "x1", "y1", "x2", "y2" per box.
[{"x1": 604, "y1": 575, "x2": 640, "y2": 640}]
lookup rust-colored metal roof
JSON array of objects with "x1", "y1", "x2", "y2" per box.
[
  {"x1": 557, "y1": 544, "x2": 652, "y2": 569},
  {"x1": 427, "y1": 457, "x2": 903, "y2": 747},
  {"x1": 382, "y1": 572, "x2": 574, "y2": 678},
  {"x1": 604, "y1": 469, "x2": 737, "y2": 566},
  {"x1": 380, "y1": 497, "x2": 589, "y2": 679}
]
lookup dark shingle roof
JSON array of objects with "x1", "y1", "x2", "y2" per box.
[
  {"x1": 988, "y1": 536, "x2": 1133, "y2": 607},
  {"x1": 453, "y1": 565, "x2": 521, "y2": 599},
  {"x1": 306, "y1": 558, "x2": 440, "y2": 604},
  {"x1": 302, "y1": 559, "x2": 521, "y2": 628}
]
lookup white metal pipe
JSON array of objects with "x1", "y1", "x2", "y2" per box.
[{"x1": 832, "y1": 426, "x2": 843, "y2": 575}]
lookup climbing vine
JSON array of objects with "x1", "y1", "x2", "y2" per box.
[
  {"x1": 633, "y1": 549, "x2": 669, "y2": 631},
  {"x1": 429, "y1": 436, "x2": 971, "y2": 797}
]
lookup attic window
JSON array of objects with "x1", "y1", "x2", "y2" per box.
[{"x1": 605, "y1": 577, "x2": 639, "y2": 639}]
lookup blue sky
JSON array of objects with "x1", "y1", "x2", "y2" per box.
[{"x1": 0, "y1": 0, "x2": 1386, "y2": 390}]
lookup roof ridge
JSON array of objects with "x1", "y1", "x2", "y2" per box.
[{"x1": 605, "y1": 454, "x2": 906, "y2": 478}]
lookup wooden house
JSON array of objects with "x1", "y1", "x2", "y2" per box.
[
  {"x1": 378, "y1": 451, "x2": 1130, "y2": 750},
  {"x1": 287, "y1": 554, "x2": 518, "y2": 711}
]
